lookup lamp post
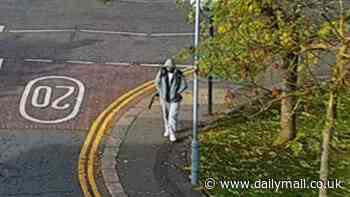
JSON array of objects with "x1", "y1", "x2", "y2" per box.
[{"x1": 191, "y1": 0, "x2": 201, "y2": 186}]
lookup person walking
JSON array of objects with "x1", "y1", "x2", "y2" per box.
[{"x1": 155, "y1": 58, "x2": 188, "y2": 142}]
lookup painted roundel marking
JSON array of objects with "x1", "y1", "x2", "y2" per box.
[{"x1": 19, "y1": 76, "x2": 85, "y2": 124}]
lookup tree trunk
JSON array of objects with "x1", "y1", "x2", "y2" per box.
[
  {"x1": 278, "y1": 53, "x2": 298, "y2": 144},
  {"x1": 319, "y1": 91, "x2": 337, "y2": 197},
  {"x1": 319, "y1": 40, "x2": 347, "y2": 197}
]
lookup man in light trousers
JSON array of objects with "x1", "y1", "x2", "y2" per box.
[{"x1": 155, "y1": 58, "x2": 188, "y2": 142}]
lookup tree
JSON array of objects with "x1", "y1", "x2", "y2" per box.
[
  {"x1": 314, "y1": 1, "x2": 350, "y2": 196},
  {"x1": 199, "y1": 0, "x2": 324, "y2": 144}
]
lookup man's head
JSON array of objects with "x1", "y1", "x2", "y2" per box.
[{"x1": 164, "y1": 58, "x2": 176, "y2": 73}]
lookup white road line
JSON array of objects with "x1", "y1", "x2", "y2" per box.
[
  {"x1": 140, "y1": 63, "x2": 194, "y2": 68},
  {"x1": 105, "y1": 62, "x2": 132, "y2": 66},
  {"x1": 150, "y1": 33, "x2": 194, "y2": 37},
  {"x1": 80, "y1": 29, "x2": 148, "y2": 37},
  {"x1": 0, "y1": 58, "x2": 4, "y2": 69},
  {"x1": 9, "y1": 29, "x2": 75, "y2": 33},
  {"x1": 20, "y1": 57, "x2": 194, "y2": 68},
  {"x1": 8, "y1": 28, "x2": 193, "y2": 37},
  {"x1": 66, "y1": 60, "x2": 94, "y2": 65},
  {"x1": 140, "y1": 63, "x2": 159, "y2": 67},
  {"x1": 24, "y1": 59, "x2": 53, "y2": 63},
  {"x1": 0, "y1": 25, "x2": 5, "y2": 32}
]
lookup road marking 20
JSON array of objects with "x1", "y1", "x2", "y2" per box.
[
  {"x1": 20, "y1": 76, "x2": 85, "y2": 124},
  {"x1": 31, "y1": 85, "x2": 75, "y2": 110},
  {"x1": 52, "y1": 86, "x2": 75, "y2": 110},
  {"x1": 31, "y1": 86, "x2": 52, "y2": 108}
]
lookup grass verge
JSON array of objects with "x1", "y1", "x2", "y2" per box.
[{"x1": 198, "y1": 92, "x2": 350, "y2": 197}]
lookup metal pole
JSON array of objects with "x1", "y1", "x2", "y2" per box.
[
  {"x1": 191, "y1": 0, "x2": 201, "y2": 186},
  {"x1": 208, "y1": 15, "x2": 214, "y2": 115}
]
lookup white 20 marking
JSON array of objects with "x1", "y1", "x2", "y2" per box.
[
  {"x1": 31, "y1": 86, "x2": 52, "y2": 108},
  {"x1": 31, "y1": 85, "x2": 75, "y2": 110},
  {"x1": 20, "y1": 76, "x2": 85, "y2": 124},
  {"x1": 52, "y1": 86, "x2": 75, "y2": 110}
]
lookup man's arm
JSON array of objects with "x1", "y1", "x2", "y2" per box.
[
  {"x1": 154, "y1": 70, "x2": 162, "y2": 91},
  {"x1": 177, "y1": 72, "x2": 188, "y2": 94}
]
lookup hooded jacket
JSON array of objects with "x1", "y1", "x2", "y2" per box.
[{"x1": 155, "y1": 67, "x2": 188, "y2": 103}]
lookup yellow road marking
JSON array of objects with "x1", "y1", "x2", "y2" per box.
[
  {"x1": 79, "y1": 69, "x2": 193, "y2": 197},
  {"x1": 79, "y1": 81, "x2": 154, "y2": 197},
  {"x1": 88, "y1": 85, "x2": 156, "y2": 197}
]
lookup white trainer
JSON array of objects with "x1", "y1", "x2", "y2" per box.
[
  {"x1": 169, "y1": 132, "x2": 176, "y2": 142},
  {"x1": 163, "y1": 130, "x2": 169, "y2": 137}
]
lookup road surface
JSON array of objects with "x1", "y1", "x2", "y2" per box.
[{"x1": 0, "y1": 0, "x2": 192, "y2": 196}]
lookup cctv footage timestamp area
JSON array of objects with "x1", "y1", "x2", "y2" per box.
[{"x1": 0, "y1": 0, "x2": 349, "y2": 197}]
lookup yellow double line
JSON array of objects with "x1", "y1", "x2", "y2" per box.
[
  {"x1": 78, "y1": 80, "x2": 156, "y2": 197},
  {"x1": 78, "y1": 69, "x2": 192, "y2": 197}
]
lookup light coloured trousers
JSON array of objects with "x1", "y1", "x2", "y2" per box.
[{"x1": 160, "y1": 98, "x2": 180, "y2": 135}]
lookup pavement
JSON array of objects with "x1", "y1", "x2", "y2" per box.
[{"x1": 101, "y1": 77, "x2": 231, "y2": 197}]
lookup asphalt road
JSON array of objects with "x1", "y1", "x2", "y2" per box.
[
  {"x1": 0, "y1": 0, "x2": 192, "y2": 196},
  {"x1": 0, "y1": 0, "x2": 193, "y2": 63}
]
